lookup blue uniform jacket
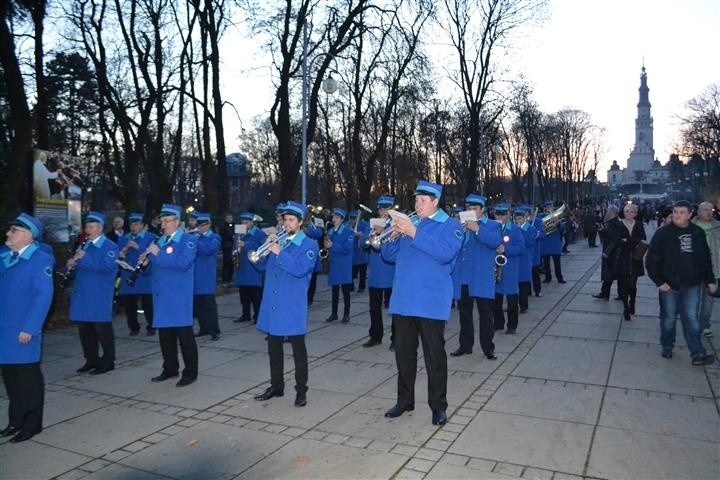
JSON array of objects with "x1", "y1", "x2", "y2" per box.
[
  {"x1": 539, "y1": 220, "x2": 564, "y2": 256},
  {"x1": 496, "y1": 222, "x2": 525, "y2": 295},
  {"x1": 305, "y1": 223, "x2": 324, "y2": 273},
  {"x1": 118, "y1": 231, "x2": 157, "y2": 295},
  {"x1": 256, "y1": 231, "x2": 318, "y2": 336},
  {"x1": 233, "y1": 226, "x2": 267, "y2": 287},
  {"x1": 453, "y1": 216, "x2": 502, "y2": 300},
  {"x1": 327, "y1": 224, "x2": 354, "y2": 285},
  {"x1": 351, "y1": 219, "x2": 369, "y2": 266},
  {"x1": 0, "y1": 244, "x2": 54, "y2": 364},
  {"x1": 382, "y1": 210, "x2": 462, "y2": 321},
  {"x1": 364, "y1": 227, "x2": 395, "y2": 289},
  {"x1": 194, "y1": 230, "x2": 221, "y2": 294},
  {"x1": 69, "y1": 236, "x2": 119, "y2": 322},
  {"x1": 532, "y1": 217, "x2": 544, "y2": 266},
  {"x1": 148, "y1": 231, "x2": 196, "y2": 327},
  {"x1": 518, "y1": 222, "x2": 537, "y2": 283}
]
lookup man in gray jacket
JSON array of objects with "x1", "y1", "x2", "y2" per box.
[{"x1": 692, "y1": 202, "x2": 720, "y2": 337}]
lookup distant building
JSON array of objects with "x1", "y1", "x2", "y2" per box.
[
  {"x1": 227, "y1": 152, "x2": 252, "y2": 208},
  {"x1": 607, "y1": 66, "x2": 669, "y2": 200}
]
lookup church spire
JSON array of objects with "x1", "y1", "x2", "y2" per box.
[{"x1": 638, "y1": 66, "x2": 651, "y2": 108}]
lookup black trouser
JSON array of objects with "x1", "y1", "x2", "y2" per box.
[
  {"x1": 78, "y1": 322, "x2": 115, "y2": 368},
  {"x1": 221, "y1": 247, "x2": 234, "y2": 283},
  {"x1": 531, "y1": 266, "x2": 542, "y2": 295},
  {"x1": 1, "y1": 363, "x2": 44, "y2": 434},
  {"x1": 368, "y1": 287, "x2": 392, "y2": 341},
  {"x1": 599, "y1": 280, "x2": 615, "y2": 297},
  {"x1": 519, "y1": 282, "x2": 531, "y2": 311},
  {"x1": 618, "y1": 275, "x2": 638, "y2": 312},
  {"x1": 542, "y1": 254, "x2": 563, "y2": 281},
  {"x1": 393, "y1": 315, "x2": 447, "y2": 411},
  {"x1": 331, "y1": 284, "x2": 352, "y2": 316},
  {"x1": 307, "y1": 272, "x2": 318, "y2": 303},
  {"x1": 352, "y1": 264, "x2": 368, "y2": 290},
  {"x1": 194, "y1": 294, "x2": 220, "y2": 335},
  {"x1": 121, "y1": 294, "x2": 154, "y2": 332},
  {"x1": 457, "y1": 285, "x2": 495, "y2": 355},
  {"x1": 587, "y1": 231, "x2": 597, "y2": 247},
  {"x1": 238, "y1": 286, "x2": 262, "y2": 321},
  {"x1": 493, "y1": 293, "x2": 519, "y2": 331},
  {"x1": 267, "y1": 334, "x2": 308, "y2": 394},
  {"x1": 158, "y1": 326, "x2": 198, "y2": 379}
]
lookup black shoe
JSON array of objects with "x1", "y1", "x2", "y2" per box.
[
  {"x1": 0, "y1": 425, "x2": 19, "y2": 437},
  {"x1": 543, "y1": 279, "x2": 552, "y2": 283},
  {"x1": 234, "y1": 316, "x2": 251, "y2": 323},
  {"x1": 629, "y1": 304, "x2": 635, "y2": 315},
  {"x1": 505, "y1": 329, "x2": 516, "y2": 334},
  {"x1": 341, "y1": 314, "x2": 350, "y2": 324},
  {"x1": 691, "y1": 354, "x2": 715, "y2": 366},
  {"x1": 254, "y1": 387, "x2": 284, "y2": 401},
  {"x1": 363, "y1": 339, "x2": 381, "y2": 348},
  {"x1": 592, "y1": 293, "x2": 609, "y2": 300},
  {"x1": 450, "y1": 348, "x2": 472, "y2": 357},
  {"x1": 558, "y1": 279, "x2": 567, "y2": 284},
  {"x1": 146, "y1": 328, "x2": 156, "y2": 336},
  {"x1": 494, "y1": 325, "x2": 504, "y2": 331},
  {"x1": 8, "y1": 426, "x2": 41, "y2": 443},
  {"x1": 384, "y1": 404, "x2": 414, "y2": 418},
  {"x1": 176, "y1": 377, "x2": 196, "y2": 387},
  {"x1": 389, "y1": 343, "x2": 395, "y2": 352},
  {"x1": 325, "y1": 315, "x2": 338, "y2": 323},
  {"x1": 623, "y1": 309, "x2": 631, "y2": 321},
  {"x1": 519, "y1": 309, "x2": 528, "y2": 314},
  {"x1": 614, "y1": 296, "x2": 622, "y2": 301},
  {"x1": 194, "y1": 331, "x2": 208, "y2": 337},
  {"x1": 211, "y1": 334, "x2": 220, "y2": 341},
  {"x1": 295, "y1": 393, "x2": 307, "y2": 407},
  {"x1": 89, "y1": 365, "x2": 114, "y2": 375},
  {"x1": 76, "y1": 364, "x2": 97, "y2": 374},
  {"x1": 151, "y1": 372, "x2": 179, "y2": 382},
  {"x1": 661, "y1": 349, "x2": 673, "y2": 359},
  {"x1": 534, "y1": 293, "x2": 542, "y2": 297},
  {"x1": 431, "y1": 409, "x2": 447, "y2": 425},
  {"x1": 485, "y1": 352, "x2": 498, "y2": 360},
  {"x1": 129, "y1": 330, "x2": 139, "y2": 336}
]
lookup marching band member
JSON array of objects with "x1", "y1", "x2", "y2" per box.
[
  {"x1": 531, "y1": 207, "x2": 544, "y2": 297},
  {"x1": 382, "y1": 180, "x2": 463, "y2": 426},
  {"x1": 70, "y1": 212, "x2": 119, "y2": 375},
  {"x1": 450, "y1": 194, "x2": 501, "y2": 359},
  {"x1": 492, "y1": 204, "x2": 525, "y2": 334},
  {"x1": 515, "y1": 206, "x2": 538, "y2": 314},
  {"x1": 118, "y1": 213, "x2": 156, "y2": 336},
  {"x1": 0, "y1": 213, "x2": 54, "y2": 443},
  {"x1": 185, "y1": 211, "x2": 199, "y2": 234},
  {"x1": 361, "y1": 195, "x2": 396, "y2": 348},
  {"x1": 193, "y1": 212, "x2": 222, "y2": 340},
  {"x1": 254, "y1": 201, "x2": 318, "y2": 407},
  {"x1": 539, "y1": 200, "x2": 566, "y2": 284},
  {"x1": 232, "y1": 212, "x2": 267, "y2": 323},
  {"x1": 146, "y1": 204, "x2": 198, "y2": 387},
  {"x1": 325, "y1": 208, "x2": 354, "y2": 323},
  {"x1": 304, "y1": 210, "x2": 324, "y2": 306},
  {"x1": 349, "y1": 210, "x2": 369, "y2": 292}
]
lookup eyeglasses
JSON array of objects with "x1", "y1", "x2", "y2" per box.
[{"x1": 8, "y1": 226, "x2": 30, "y2": 234}]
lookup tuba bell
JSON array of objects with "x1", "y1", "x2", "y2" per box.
[{"x1": 541, "y1": 203, "x2": 568, "y2": 234}]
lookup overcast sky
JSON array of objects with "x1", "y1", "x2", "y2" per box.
[{"x1": 220, "y1": 0, "x2": 719, "y2": 182}]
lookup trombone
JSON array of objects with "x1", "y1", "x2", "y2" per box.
[{"x1": 248, "y1": 227, "x2": 288, "y2": 264}]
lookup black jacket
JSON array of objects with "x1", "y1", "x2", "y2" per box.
[{"x1": 646, "y1": 223, "x2": 714, "y2": 289}]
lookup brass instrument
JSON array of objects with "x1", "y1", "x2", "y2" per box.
[
  {"x1": 57, "y1": 238, "x2": 90, "y2": 289},
  {"x1": 319, "y1": 231, "x2": 330, "y2": 259},
  {"x1": 494, "y1": 254, "x2": 507, "y2": 283},
  {"x1": 541, "y1": 203, "x2": 568, "y2": 234},
  {"x1": 232, "y1": 225, "x2": 248, "y2": 268},
  {"x1": 353, "y1": 204, "x2": 373, "y2": 233},
  {"x1": 248, "y1": 228, "x2": 288, "y2": 264}
]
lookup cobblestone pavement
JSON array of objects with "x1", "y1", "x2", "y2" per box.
[{"x1": 1, "y1": 231, "x2": 718, "y2": 479}]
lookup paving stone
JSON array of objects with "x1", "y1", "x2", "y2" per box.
[
  {"x1": 390, "y1": 443, "x2": 418, "y2": 456},
  {"x1": 42, "y1": 391, "x2": 107, "y2": 428},
  {"x1": 344, "y1": 436, "x2": 374, "y2": 448},
  {"x1": 282, "y1": 427, "x2": 307, "y2": 437},
  {"x1": 433, "y1": 430, "x2": 459, "y2": 442},
  {"x1": 494, "y1": 462, "x2": 524, "y2": 477},
  {"x1": 425, "y1": 438, "x2": 452, "y2": 451},
  {"x1": 428, "y1": 461, "x2": 524, "y2": 479},
  {"x1": 143, "y1": 432, "x2": 169, "y2": 443},
  {"x1": 160, "y1": 425, "x2": 186, "y2": 435},
  {"x1": 78, "y1": 459, "x2": 110, "y2": 473},
  {"x1": 101, "y1": 450, "x2": 132, "y2": 462},
  {"x1": 522, "y1": 467, "x2": 554, "y2": 479},
  {"x1": 552, "y1": 473, "x2": 583, "y2": 480},
  {"x1": 394, "y1": 468, "x2": 425, "y2": 480},
  {"x1": 306, "y1": 359, "x2": 397, "y2": 395},
  {"x1": 367, "y1": 439, "x2": 395, "y2": 452},
  {"x1": 301, "y1": 430, "x2": 328, "y2": 441},
  {"x1": 415, "y1": 447, "x2": 443, "y2": 461},
  {"x1": 82, "y1": 463, "x2": 171, "y2": 480},
  {"x1": 123, "y1": 440, "x2": 152, "y2": 452},
  {"x1": 406, "y1": 458, "x2": 435, "y2": 472},
  {"x1": 440, "y1": 452, "x2": 469, "y2": 466},
  {"x1": 54, "y1": 469, "x2": 88, "y2": 480},
  {"x1": 133, "y1": 375, "x2": 257, "y2": 410},
  {"x1": 177, "y1": 418, "x2": 201, "y2": 427},
  {"x1": 466, "y1": 458, "x2": 496, "y2": 471}
]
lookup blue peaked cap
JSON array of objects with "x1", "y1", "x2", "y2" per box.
[
  {"x1": 465, "y1": 194, "x2": 486, "y2": 206},
  {"x1": 377, "y1": 195, "x2": 395, "y2": 207},
  {"x1": 239, "y1": 212, "x2": 255, "y2": 221},
  {"x1": 128, "y1": 212, "x2": 144, "y2": 223},
  {"x1": 160, "y1": 204, "x2": 182, "y2": 218},
  {"x1": 414, "y1": 180, "x2": 442, "y2": 198},
  {"x1": 85, "y1": 211, "x2": 106, "y2": 225},
  {"x1": 494, "y1": 203, "x2": 510, "y2": 214},
  {"x1": 283, "y1": 201, "x2": 308, "y2": 219},
  {"x1": 332, "y1": 208, "x2": 347, "y2": 219},
  {"x1": 10, "y1": 212, "x2": 43, "y2": 239},
  {"x1": 195, "y1": 211, "x2": 211, "y2": 224}
]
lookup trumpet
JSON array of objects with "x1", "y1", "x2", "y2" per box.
[
  {"x1": 354, "y1": 204, "x2": 373, "y2": 233},
  {"x1": 494, "y1": 254, "x2": 507, "y2": 283},
  {"x1": 248, "y1": 228, "x2": 288, "y2": 264},
  {"x1": 319, "y1": 232, "x2": 329, "y2": 259},
  {"x1": 367, "y1": 210, "x2": 419, "y2": 247},
  {"x1": 127, "y1": 237, "x2": 161, "y2": 286},
  {"x1": 57, "y1": 238, "x2": 89, "y2": 289}
]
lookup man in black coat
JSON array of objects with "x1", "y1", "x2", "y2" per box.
[{"x1": 592, "y1": 205, "x2": 621, "y2": 299}]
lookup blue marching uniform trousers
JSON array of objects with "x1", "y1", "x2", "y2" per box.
[
  {"x1": 532, "y1": 266, "x2": 542, "y2": 295},
  {"x1": 1, "y1": 364, "x2": 44, "y2": 434},
  {"x1": 331, "y1": 284, "x2": 352, "y2": 317},
  {"x1": 542, "y1": 254, "x2": 563, "y2": 281},
  {"x1": 238, "y1": 286, "x2": 262, "y2": 322},
  {"x1": 519, "y1": 282, "x2": 531, "y2": 311},
  {"x1": 158, "y1": 326, "x2": 198, "y2": 380},
  {"x1": 78, "y1": 322, "x2": 115, "y2": 369},
  {"x1": 268, "y1": 334, "x2": 308, "y2": 394},
  {"x1": 194, "y1": 294, "x2": 220, "y2": 335},
  {"x1": 493, "y1": 293, "x2": 519, "y2": 331},
  {"x1": 368, "y1": 287, "x2": 392, "y2": 341},
  {"x1": 457, "y1": 285, "x2": 495, "y2": 355},
  {"x1": 393, "y1": 315, "x2": 447, "y2": 411},
  {"x1": 120, "y1": 294, "x2": 153, "y2": 333}
]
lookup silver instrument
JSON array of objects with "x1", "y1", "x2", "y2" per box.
[
  {"x1": 248, "y1": 228, "x2": 288, "y2": 264},
  {"x1": 494, "y1": 254, "x2": 507, "y2": 283}
]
